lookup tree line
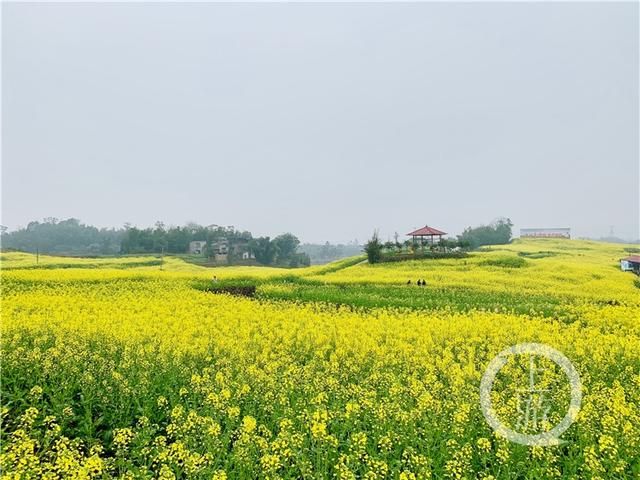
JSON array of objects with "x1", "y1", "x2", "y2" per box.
[
  {"x1": 0, "y1": 218, "x2": 310, "y2": 267},
  {"x1": 0, "y1": 218, "x2": 122, "y2": 255}
]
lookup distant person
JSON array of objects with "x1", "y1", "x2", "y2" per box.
[
  {"x1": 407, "y1": 280, "x2": 412, "y2": 285},
  {"x1": 421, "y1": 279, "x2": 427, "y2": 286},
  {"x1": 212, "y1": 275, "x2": 218, "y2": 283}
]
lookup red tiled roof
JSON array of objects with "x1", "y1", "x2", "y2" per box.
[
  {"x1": 622, "y1": 255, "x2": 640, "y2": 263},
  {"x1": 407, "y1": 225, "x2": 447, "y2": 236}
]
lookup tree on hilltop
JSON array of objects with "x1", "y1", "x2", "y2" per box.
[{"x1": 364, "y1": 230, "x2": 383, "y2": 264}]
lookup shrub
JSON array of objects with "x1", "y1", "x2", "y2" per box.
[
  {"x1": 379, "y1": 251, "x2": 468, "y2": 263},
  {"x1": 364, "y1": 231, "x2": 383, "y2": 264},
  {"x1": 480, "y1": 256, "x2": 528, "y2": 268},
  {"x1": 518, "y1": 251, "x2": 560, "y2": 259}
]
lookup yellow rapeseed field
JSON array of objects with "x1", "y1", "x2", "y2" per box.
[
  {"x1": 1, "y1": 239, "x2": 639, "y2": 479},
  {"x1": 312, "y1": 239, "x2": 639, "y2": 304}
]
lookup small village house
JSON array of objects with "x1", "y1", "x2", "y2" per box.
[
  {"x1": 620, "y1": 255, "x2": 640, "y2": 274},
  {"x1": 209, "y1": 238, "x2": 255, "y2": 264},
  {"x1": 188, "y1": 240, "x2": 207, "y2": 255},
  {"x1": 189, "y1": 236, "x2": 255, "y2": 263},
  {"x1": 232, "y1": 240, "x2": 255, "y2": 260},
  {"x1": 210, "y1": 239, "x2": 229, "y2": 263}
]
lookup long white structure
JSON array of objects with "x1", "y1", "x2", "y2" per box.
[{"x1": 520, "y1": 228, "x2": 571, "y2": 239}]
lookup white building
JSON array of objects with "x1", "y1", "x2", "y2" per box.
[
  {"x1": 620, "y1": 255, "x2": 640, "y2": 273},
  {"x1": 520, "y1": 228, "x2": 571, "y2": 239},
  {"x1": 188, "y1": 240, "x2": 207, "y2": 254}
]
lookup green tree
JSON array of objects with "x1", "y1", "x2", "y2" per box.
[
  {"x1": 364, "y1": 231, "x2": 383, "y2": 264},
  {"x1": 288, "y1": 252, "x2": 311, "y2": 267},
  {"x1": 250, "y1": 237, "x2": 277, "y2": 265},
  {"x1": 273, "y1": 233, "x2": 300, "y2": 265},
  {"x1": 458, "y1": 218, "x2": 513, "y2": 249},
  {"x1": 1, "y1": 217, "x2": 122, "y2": 254}
]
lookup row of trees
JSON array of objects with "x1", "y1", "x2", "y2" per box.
[
  {"x1": 0, "y1": 218, "x2": 122, "y2": 254},
  {"x1": 249, "y1": 233, "x2": 310, "y2": 267},
  {"x1": 2, "y1": 217, "x2": 514, "y2": 265},
  {"x1": 120, "y1": 223, "x2": 252, "y2": 255},
  {"x1": 121, "y1": 225, "x2": 310, "y2": 267},
  {"x1": 0, "y1": 218, "x2": 310, "y2": 267},
  {"x1": 364, "y1": 218, "x2": 514, "y2": 263}
]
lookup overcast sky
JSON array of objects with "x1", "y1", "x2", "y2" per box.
[{"x1": 2, "y1": 2, "x2": 638, "y2": 243}]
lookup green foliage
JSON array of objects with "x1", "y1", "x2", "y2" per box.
[
  {"x1": 518, "y1": 250, "x2": 560, "y2": 259},
  {"x1": 2, "y1": 219, "x2": 309, "y2": 266},
  {"x1": 364, "y1": 231, "x2": 383, "y2": 264},
  {"x1": 122, "y1": 223, "x2": 253, "y2": 256},
  {"x1": 250, "y1": 237, "x2": 277, "y2": 265},
  {"x1": 272, "y1": 233, "x2": 301, "y2": 266},
  {"x1": 437, "y1": 238, "x2": 461, "y2": 250},
  {"x1": 458, "y1": 218, "x2": 513, "y2": 249},
  {"x1": 256, "y1": 281, "x2": 565, "y2": 318},
  {"x1": 379, "y1": 251, "x2": 468, "y2": 263},
  {"x1": 480, "y1": 256, "x2": 528, "y2": 268},
  {"x1": 0, "y1": 218, "x2": 122, "y2": 254},
  {"x1": 287, "y1": 252, "x2": 311, "y2": 267}
]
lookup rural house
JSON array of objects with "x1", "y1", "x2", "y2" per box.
[
  {"x1": 620, "y1": 255, "x2": 640, "y2": 274},
  {"x1": 210, "y1": 238, "x2": 255, "y2": 264},
  {"x1": 231, "y1": 240, "x2": 255, "y2": 260},
  {"x1": 210, "y1": 239, "x2": 229, "y2": 263},
  {"x1": 188, "y1": 240, "x2": 207, "y2": 255}
]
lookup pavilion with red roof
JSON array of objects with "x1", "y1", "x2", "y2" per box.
[{"x1": 407, "y1": 225, "x2": 447, "y2": 246}]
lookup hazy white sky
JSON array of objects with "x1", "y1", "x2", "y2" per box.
[{"x1": 2, "y1": 2, "x2": 638, "y2": 242}]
